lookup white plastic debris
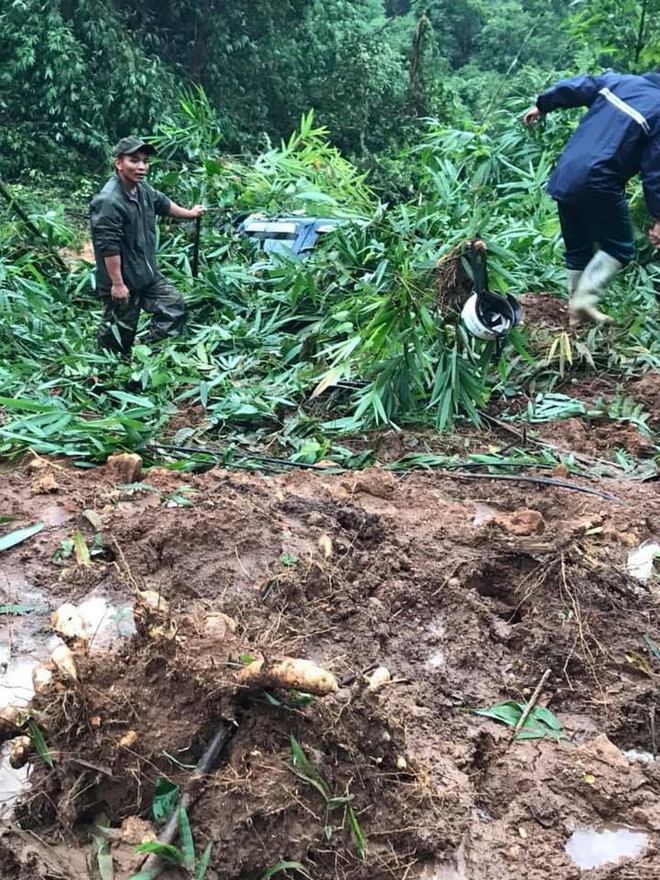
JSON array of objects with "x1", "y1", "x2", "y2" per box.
[{"x1": 627, "y1": 542, "x2": 660, "y2": 581}]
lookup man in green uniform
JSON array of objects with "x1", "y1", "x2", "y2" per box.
[{"x1": 90, "y1": 136, "x2": 205, "y2": 355}]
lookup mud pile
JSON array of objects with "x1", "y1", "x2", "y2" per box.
[{"x1": 0, "y1": 446, "x2": 659, "y2": 879}]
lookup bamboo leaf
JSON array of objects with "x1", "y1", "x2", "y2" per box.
[
  {"x1": 93, "y1": 835, "x2": 115, "y2": 880},
  {"x1": 28, "y1": 720, "x2": 54, "y2": 768},
  {"x1": 178, "y1": 806, "x2": 196, "y2": 871},
  {"x1": 194, "y1": 842, "x2": 214, "y2": 880},
  {"x1": 133, "y1": 842, "x2": 182, "y2": 864},
  {"x1": 72, "y1": 529, "x2": 91, "y2": 566},
  {"x1": 0, "y1": 522, "x2": 44, "y2": 552},
  {"x1": 152, "y1": 778, "x2": 179, "y2": 824}
]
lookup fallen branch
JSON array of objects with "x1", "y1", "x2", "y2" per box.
[
  {"x1": 512, "y1": 668, "x2": 552, "y2": 741},
  {"x1": 137, "y1": 720, "x2": 234, "y2": 878},
  {"x1": 147, "y1": 443, "x2": 622, "y2": 501}
]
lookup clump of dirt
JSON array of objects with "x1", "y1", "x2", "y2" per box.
[
  {"x1": 433, "y1": 245, "x2": 473, "y2": 312},
  {"x1": 536, "y1": 416, "x2": 657, "y2": 459},
  {"x1": 519, "y1": 292, "x2": 569, "y2": 332},
  {"x1": 0, "y1": 454, "x2": 659, "y2": 880}
]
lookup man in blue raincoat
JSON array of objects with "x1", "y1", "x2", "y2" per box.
[{"x1": 523, "y1": 72, "x2": 660, "y2": 323}]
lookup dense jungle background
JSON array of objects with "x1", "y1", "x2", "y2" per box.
[{"x1": 0, "y1": 0, "x2": 659, "y2": 458}]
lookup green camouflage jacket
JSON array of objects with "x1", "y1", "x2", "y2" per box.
[{"x1": 90, "y1": 173, "x2": 171, "y2": 292}]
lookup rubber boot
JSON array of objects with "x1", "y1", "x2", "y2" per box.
[
  {"x1": 569, "y1": 251, "x2": 622, "y2": 324},
  {"x1": 566, "y1": 269, "x2": 583, "y2": 298}
]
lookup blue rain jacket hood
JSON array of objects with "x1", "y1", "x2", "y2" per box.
[{"x1": 536, "y1": 73, "x2": 660, "y2": 217}]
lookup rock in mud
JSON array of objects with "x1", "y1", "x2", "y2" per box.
[
  {"x1": 367, "y1": 666, "x2": 392, "y2": 691},
  {"x1": 0, "y1": 706, "x2": 22, "y2": 742},
  {"x1": 106, "y1": 452, "x2": 143, "y2": 484},
  {"x1": 493, "y1": 509, "x2": 545, "y2": 536},
  {"x1": 576, "y1": 734, "x2": 630, "y2": 771},
  {"x1": 30, "y1": 471, "x2": 59, "y2": 494},
  {"x1": 136, "y1": 589, "x2": 170, "y2": 613},
  {"x1": 112, "y1": 816, "x2": 157, "y2": 845},
  {"x1": 204, "y1": 612, "x2": 238, "y2": 640},
  {"x1": 118, "y1": 730, "x2": 138, "y2": 749},
  {"x1": 50, "y1": 644, "x2": 78, "y2": 680},
  {"x1": 32, "y1": 663, "x2": 54, "y2": 694}
]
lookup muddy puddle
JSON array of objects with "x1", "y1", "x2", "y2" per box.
[
  {"x1": 0, "y1": 444, "x2": 658, "y2": 880},
  {"x1": 565, "y1": 825, "x2": 649, "y2": 870},
  {"x1": 0, "y1": 578, "x2": 136, "y2": 823}
]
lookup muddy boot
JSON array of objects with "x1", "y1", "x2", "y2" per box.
[
  {"x1": 569, "y1": 251, "x2": 621, "y2": 325},
  {"x1": 567, "y1": 269, "x2": 583, "y2": 297}
]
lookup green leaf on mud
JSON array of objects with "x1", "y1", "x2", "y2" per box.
[
  {"x1": 289, "y1": 736, "x2": 330, "y2": 800},
  {"x1": 0, "y1": 603, "x2": 44, "y2": 616},
  {"x1": 178, "y1": 806, "x2": 196, "y2": 871},
  {"x1": 643, "y1": 634, "x2": 660, "y2": 662},
  {"x1": 93, "y1": 835, "x2": 114, "y2": 880},
  {"x1": 260, "y1": 861, "x2": 312, "y2": 880},
  {"x1": 346, "y1": 804, "x2": 367, "y2": 860},
  {"x1": 194, "y1": 842, "x2": 213, "y2": 880},
  {"x1": 128, "y1": 870, "x2": 161, "y2": 880},
  {"x1": 0, "y1": 521, "x2": 44, "y2": 552},
  {"x1": 471, "y1": 700, "x2": 522, "y2": 726},
  {"x1": 72, "y1": 529, "x2": 91, "y2": 566},
  {"x1": 279, "y1": 553, "x2": 299, "y2": 567},
  {"x1": 28, "y1": 720, "x2": 54, "y2": 768},
  {"x1": 152, "y1": 778, "x2": 179, "y2": 824},
  {"x1": 470, "y1": 701, "x2": 564, "y2": 741},
  {"x1": 133, "y1": 842, "x2": 181, "y2": 864}
]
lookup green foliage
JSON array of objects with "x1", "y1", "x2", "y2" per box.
[
  {"x1": 152, "y1": 779, "x2": 180, "y2": 825},
  {"x1": 289, "y1": 736, "x2": 366, "y2": 859},
  {"x1": 0, "y1": 88, "x2": 658, "y2": 467},
  {"x1": 568, "y1": 0, "x2": 660, "y2": 71},
  {"x1": 131, "y1": 807, "x2": 212, "y2": 879},
  {"x1": 27, "y1": 720, "x2": 54, "y2": 768},
  {"x1": 0, "y1": 0, "x2": 175, "y2": 177},
  {"x1": 471, "y1": 700, "x2": 565, "y2": 741},
  {"x1": 93, "y1": 835, "x2": 115, "y2": 880},
  {"x1": 0, "y1": 0, "x2": 577, "y2": 181},
  {"x1": 0, "y1": 604, "x2": 45, "y2": 615}
]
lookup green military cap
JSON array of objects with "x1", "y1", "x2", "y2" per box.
[{"x1": 112, "y1": 136, "x2": 156, "y2": 158}]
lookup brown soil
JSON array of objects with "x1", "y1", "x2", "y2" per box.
[
  {"x1": 519, "y1": 292, "x2": 569, "y2": 332},
  {"x1": 0, "y1": 444, "x2": 659, "y2": 880},
  {"x1": 629, "y1": 372, "x2": 660, "y2": 428}
]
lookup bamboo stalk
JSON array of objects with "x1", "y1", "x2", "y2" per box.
[{"x1": 191, "y1": 215, "x2": 202, "y2": 278}]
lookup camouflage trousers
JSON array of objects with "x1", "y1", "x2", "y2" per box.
[{"x1": 97, "y1": 276, "x2": 186, "y2": 356}]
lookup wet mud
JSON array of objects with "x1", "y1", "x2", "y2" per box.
[{"x1": 0, "y1": 425, "x2": 658, "y2": 879}]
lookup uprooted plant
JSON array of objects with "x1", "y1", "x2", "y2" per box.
[{"x1": 289, "y1": 735, "x2": 366, "y2": 861}]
